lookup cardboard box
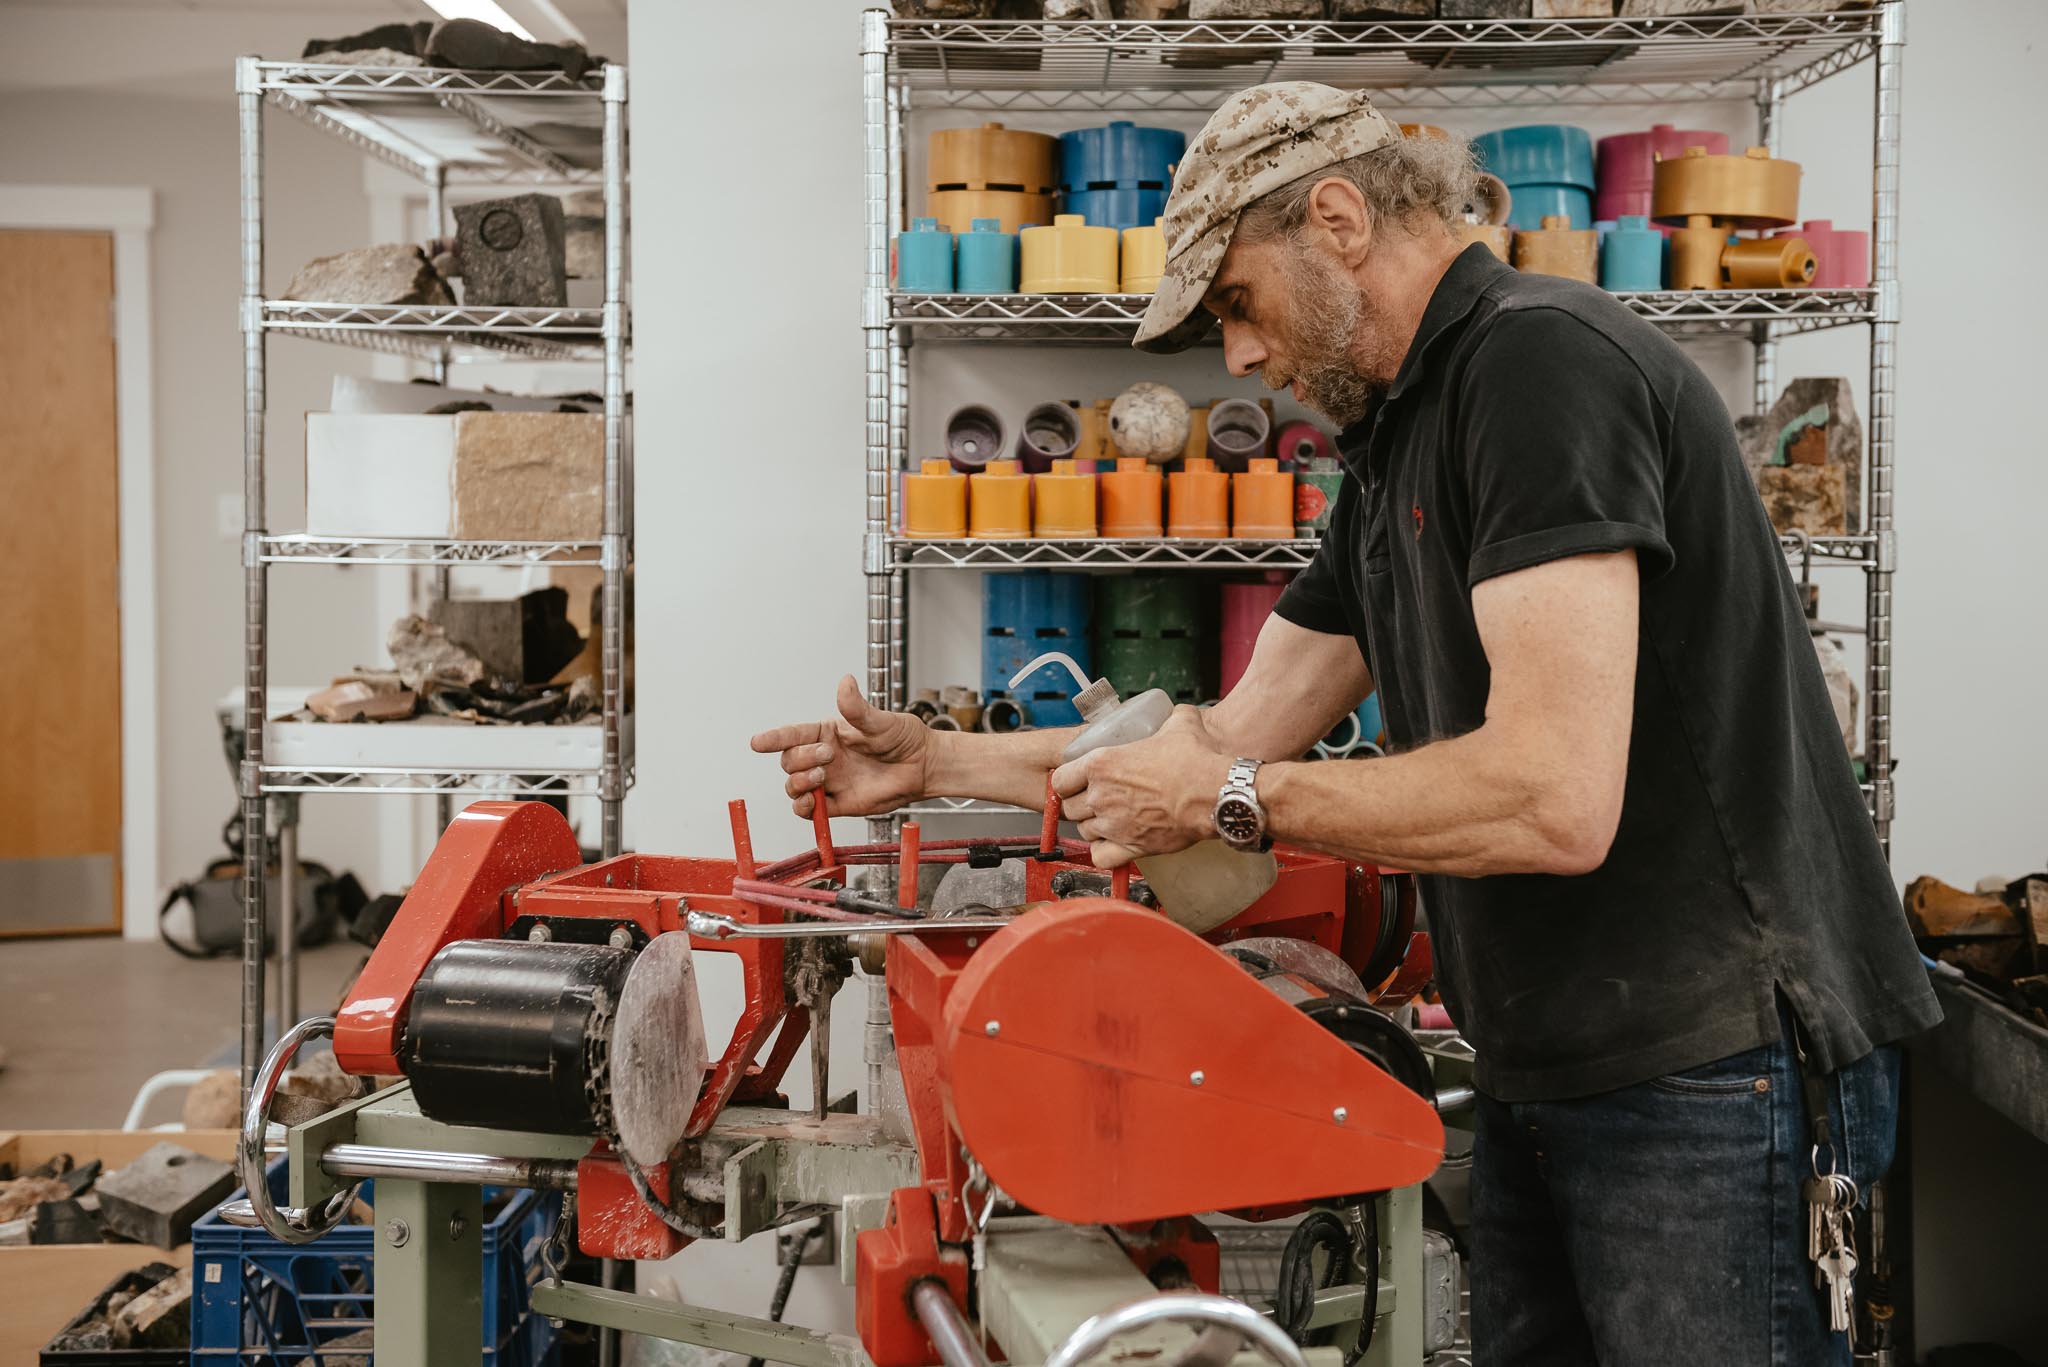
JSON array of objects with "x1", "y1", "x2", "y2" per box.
[
  {"x1": 304, "y1": 412, "x2": 455, "y2": 538},
  {"x1": 451, "y1": 411, "x2": 602, "y2": 540},
  {"x1": 0, "y1": 1130, "x2": 235, "y2": 1363}
]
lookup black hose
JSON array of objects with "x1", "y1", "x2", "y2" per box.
[
  {"x1": 747, "y1": 1219, "x2": 826, "y2": 1367},
  {"x1": 1274, "y1": 1204, "x2": 1378, "y2": 1367}
]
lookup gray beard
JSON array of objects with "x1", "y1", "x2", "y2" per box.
[{"x1": 1282, "y1": 248, "x2": 1380, "y2": 429}]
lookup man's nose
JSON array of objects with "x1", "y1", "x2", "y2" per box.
[{"x1": 1221, "y1": 322, "x2": 1266, "y2": 379}]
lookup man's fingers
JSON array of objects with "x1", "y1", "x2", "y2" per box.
[
  {"x1": 1050, "y1": 753, "x2": 1092, "y2": 799},
  {"x1": 1060, "y1": 794, "x2": 1093, "y2": 823},
  {"x1": 785, "y1": 767, "x2": 828, "y2": 801},
  {"x1": 1091, "y1": 839, "x2": 1139, "y2": 870},
  {"x1": 779, "y1": 740, "x2": 835, "y2": 775},
  {"x1": 835, "y1": 674, "x2": 892, "y2": 737},
  {"x1": 750, "y1": 720, "x2": 822, "y2": 754}
]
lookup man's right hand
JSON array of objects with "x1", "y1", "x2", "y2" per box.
[{"x1": 750, "y1": 675, "x2": 932, "y2": 819}]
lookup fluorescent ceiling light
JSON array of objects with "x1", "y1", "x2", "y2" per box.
[{"x1": 421, "y1": 1, "x2": 537, "y2": 42}]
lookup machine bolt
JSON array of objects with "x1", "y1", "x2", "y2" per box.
[
  {"x1": 528, "y1": 924, "x2": 553, "y2": 943},
  {"x1": 1189, "y1": 1071, "x2": 1205, "y2": 1087},
  {"x1": 985, "y1": 1020, "x2": 1000, "y2": 1037},
  {"x1": 449, "y1": 1213, "x2": 468, "y2": 1240},
  {"x1": 966, "y1": 936, "x2": 979, "y2": 948},
  {"x1": 1333, "y1": 1107, "x2": 1348, "y2": 1125},
  {"x1": 1335, "y1": 1006, "x2": 1350, "y2": 1019},
  {"x1": 385, "y1": 1219, "x2": 411, "y2": 1247},
  {"x1": 608, "y1": 925, "x2": 634, "y2": 950}
]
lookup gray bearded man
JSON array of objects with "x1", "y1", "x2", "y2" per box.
[{"x1": 756, "y1": 84, "x2": 1937, "y2": 1364}]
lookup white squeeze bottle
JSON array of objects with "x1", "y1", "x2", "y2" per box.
[{"x1": 1010, "y1": 652, "x2": 1278, "y2": 934}]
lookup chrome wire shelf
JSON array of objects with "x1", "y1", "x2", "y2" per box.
[
  {"x1": 890, "y1": 289, "x2": 1875, "y2": 343},
  {"x1": 888, "y1": 11, "x2": 1880, "y2": 110},
  {"x1": 261, "y1": 535, "x2": 605, "y2": 567},
  {"x1": 891, "y1": 535, "x2": 1316, "y2": 570},
  {"x1": 898, "y1": 797, "x2": 1030, "y2": 818},
  {"x1": 262, "y1": 301, "x2": 605, "y2": 361},
  {"x1": 255, "y1": 59, "x2": 605, "y2": 185},
  {"x1": 259, "y1": 764, "x2": 624, "y2": 797}
]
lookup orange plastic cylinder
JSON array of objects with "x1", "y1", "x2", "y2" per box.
[
  {"x1": 1034, "y1": 460, "x2": 1098, "y2": 538},
  {"x1": 1167, "y1": 457, "x2": 1229, "y2": 539},
  {"x1": 969, "y1": 460, "x2": 1031, "y2": 539},
  {"x1": 1232, "y1": 458, "x2": 1294, "y2": 539},
  {"x1": 1099, "y1": 458, "x2": 1163, "y2": 538},
  {"x1": 904, "y1": 459, "x2": 966, "y2": 539}
]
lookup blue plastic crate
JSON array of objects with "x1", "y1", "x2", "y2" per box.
[{"x1": 190, "y1": 1161, "x2": 558, "y2": 1365}]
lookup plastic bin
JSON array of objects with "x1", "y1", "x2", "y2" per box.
[{"x1": 190, "y1": 1161, "x2": 558, "y2": 1364}]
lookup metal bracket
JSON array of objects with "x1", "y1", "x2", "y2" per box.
[
  {"x1": 864, "y1": 533, "x2": 890, "y2": 575},
  {"x1": 1875, "y1": 528, "x2": 1897, "y2": 574}
]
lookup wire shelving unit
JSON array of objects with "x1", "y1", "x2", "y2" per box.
[
  {"x1": 234, "y1": 56, "x2": 631, "y2": 1089},
  {"x1": 859, "y1": 4, "x2": 1901, "y2": 853}
]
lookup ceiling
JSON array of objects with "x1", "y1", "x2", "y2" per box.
[{"x1": 0, "y1": 0, "x2": 629, "y2": 98}]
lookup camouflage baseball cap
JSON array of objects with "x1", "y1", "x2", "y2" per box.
[{"x1": 1133, "y1": 82, "x2": 1399, "y2": 354}]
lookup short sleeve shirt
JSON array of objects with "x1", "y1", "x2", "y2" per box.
[{"x1": 1275, "y1": 244, "x2": 1939, "y2": 1101}]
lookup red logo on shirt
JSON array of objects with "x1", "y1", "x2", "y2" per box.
[{"x1": 1412, "y1": 504, "x2": 1425, "y2": 540}]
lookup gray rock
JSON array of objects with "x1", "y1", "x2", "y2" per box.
[
  {"x1": 1618, "y1": 0, "x2": 1745, "y2": 14},
  {"x1": 387, "y1": 616, "x2": 487, "y2": 692},
  {"x1": 94, "y1": 1143, "x2": 234, "y2": 1248},
  {"x1": 1048, "y1": 0, "x2": 1113, "y2": 15},
  {"x1": 1332, "y1": 1, "x2": 1435, "y2": 15},
  {"x1": 30, "y1": 1197, "x2": 101, "y2": 1244},
  {"x1": 1440, "y1": 0, "x2": 1533, "y2": 16},
  {"x1": 455, "y1": 194, "x2": 568, "y2": 307},
  {"x1": 1188, "y1": 0, "x2": 1323, "y2": 16},
  {"x1": 430, "y1": 587, "x2": 585, "y2": 685},
  {"x1": 561, "y1": 189, "x2": 608, "y2": 280},
  {"x1": 284, "y1": 244, "x2": 453, "y2": 306},
  {"x1": 1534, "y1": 0, "x2": 1614, "y2": 15},
  {"x1": 116, "y1": 1266, "x2": 192, "y2": 1349},
  {"x1": 1737, "y1": 377, "x2": 1863, "y2": 531}
]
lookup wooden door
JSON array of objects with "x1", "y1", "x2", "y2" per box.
[{"x1": 0, "y1": 230, "x2": 122, "y2": 935}]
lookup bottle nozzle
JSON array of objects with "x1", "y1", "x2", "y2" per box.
[
  {"x1": 1009, "y1": 651, "x2": 1091, "y2": 695},
  {"x1": 1008, "y1": 651, "x2": 1121, "y2": 721}
]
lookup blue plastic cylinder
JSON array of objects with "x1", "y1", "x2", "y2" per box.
[
  {"x1": 954, "y1": 217, "x2": 1018, "y2": 293},
  {"x1": 897, "y1": 216, "x2": 954, "y2": 293},
  {"x1": 1470, "y1": 125, "x2": 1595, "y2": 190},
  {"x1": 1061, "y1": 186, "x2": 1169, "y2": 231},
  {"x1": 1059, "y1": 122, "x2": 1185, "y2": 193},
  {"x1": 1500, "y1": 184, "x2": 1594, "y2": 233},
  {"x1": 983, "y1": 572, "x2": 1093, "y2": 727},
  {"x1": 1356, "y1": 692, "x2": 1384, "y2": 750},
  {"x1": 1601, "y1": 214, "x2": 1665, "y2": 291}
]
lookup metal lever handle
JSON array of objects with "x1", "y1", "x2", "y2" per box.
[
  {"x1": 228, "y1": 1016, "x2": 369, "y2": 1244},
  {"x1": 686, "y1": 910, "x2": 1012, "y2": 940},
  {"x1": 1043, "y1": 1294, "x2": 1311, "y2": 1367}
]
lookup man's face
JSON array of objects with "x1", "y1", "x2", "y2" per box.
[{"x1": 1201, "y1": 231, "x2": 1386, "y2": 429}]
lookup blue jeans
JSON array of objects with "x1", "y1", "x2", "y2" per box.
[{"x1": 1469, "y1": 1021, "x2": 1902, "y2": 1366}]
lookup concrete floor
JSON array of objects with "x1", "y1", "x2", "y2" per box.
[{"x1": 0, "y1": 936, "x2": 366, "y2": 1130}]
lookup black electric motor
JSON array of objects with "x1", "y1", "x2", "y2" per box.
[{"x1": 403, "y1": 939, "x2": 632, "y2": 1135}]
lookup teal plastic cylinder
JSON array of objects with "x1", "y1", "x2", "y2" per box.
[
  {"x1": 897, "y1": 216, "x2": 954, "y2": 293},
  {"x1": 1600, "y1": 214, "x2": 1664, "y2": 292},
  {"x1": 955, "y1": 218, "x2": 1017, "y2": 293}
]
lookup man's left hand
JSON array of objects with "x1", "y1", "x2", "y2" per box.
[{"x1": 1051, "y1": 706, "x2": 1231, "y2": 869}]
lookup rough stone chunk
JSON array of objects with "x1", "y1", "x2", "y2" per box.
[
  {"x1": 182, "y1": 1068, "x2": 242, "y2": 1130},
  {"x1": 1757, "y1": 464, "x2": 1846, "y2": 536},
  {"x1": 1618, "y1": 0, "x2": 1744, "y2": 14},
  {"x1": 31, "y1": 1197, "x2": 101, "y2": 1244},
  {"x1": 284, "y1": 244, "x2": 453, "y2": 306},
  {"x1": 455, "y1": 194, "x2": 568, "y2": 307},
  {"x1": 430, "y1": 586, "x2": 585, "y2": 685},
  {"x1": 1332, "y1": 0, "x2": 1435, "y2": 14},
  {"x1": 1737, "y1": 376, "x2": 1863, "y2": 531},
  {"x1": 94, "y1": 1142, "x2": 236, "y2": 1248},
  {"x1": 387, "y1": 617, "x2": 487, "y2": 692},
  {"x1": 450, "y1": 411, "x2": 603, "y2": 540},
  {"x1": 1440, "y1": 0, "x2": 1533, "y2": 16},
  {"x1": 116, "y1": 1265, "x2": 193, "y2": 1348},
  {"x1": 1534, "y1": 0, "x2": 1614, "y2": 15},
  {"x1": 1188, "y1": 0, "x2": 1323, "y2": 17},
  {"x1": 561, "y1": 189, "x2": 608, "y2": 280}
]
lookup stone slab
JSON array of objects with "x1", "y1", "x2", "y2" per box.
[
  {"x1": 92, "y1": 1143, "x2": 234, "y2": 1250},
  {"x1": 284, "y1": 244, "x2": 453, "y2": 306},
  {"x1": 450, "y1": 411, "x2": 602, "y2": 540}
]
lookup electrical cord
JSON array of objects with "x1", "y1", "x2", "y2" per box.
[
  {"x1": 747, "y1": 1219, "x2": 828, "y2": 1367},
  {"x1": 1274, "y1": 1204, "x2": 1379, "y2": 1366}
]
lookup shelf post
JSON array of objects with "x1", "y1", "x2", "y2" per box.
[
  {"x1": 861, "y1": 9, "x2": 899, "y2": 846},
  {"x1": 236, "y1": 55, "x2": 271, "y2": 1098},
  {"x1": 599, "y1": 61, "x2": 629, "y2": 859},
  {"x1": 1866, "y1": 0, "x2": 1903, "y2": 851},
  {"x1": 1752, "y1": 76, "x2": 1783, "y2": 417}
]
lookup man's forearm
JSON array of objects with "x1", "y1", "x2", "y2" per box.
[
  {"x1": 923, "y1": 724, "x2": 1079, "y2": 809},
  {"x1": 1259, "y1": 726, "x2": 1613, "y2": 878}
]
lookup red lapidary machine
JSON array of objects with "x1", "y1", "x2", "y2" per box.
[{"x1": 225, "y1": 792, "x2": 1475, "y2": 1367}]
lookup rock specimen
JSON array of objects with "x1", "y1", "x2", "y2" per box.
[
  {"x1": 1619, "y1": 0, "x2": 1745, "y2": 14},
  {"x1": 387, "y1": 617, "x2": 487, "y2": 692},
  {"x1": 1534, "y1": 0, "x2": 1616, "y2": 15},
  {"x1": 1332, "y1": 1, "x2": 1438, "y2": 17},
  {"x1": 1189, "y1": 0, "x2": 1324, "y2": 17},
  {"x1": 1813, "y1": 632, "x2": 1857, "y2": 751},
  {"x1": 455, "y1": 194, "x2": 569, "y2": 307},
  {"x1": 308, "y1": 680, "x2": 417, "y2": 723},
  {"x1": 1757, "y1": 464, "x2": 1846, "y2": 536},
  {"x1": 561, "y1": 189, "x2": 608, "y2": 279},
  {"x1": 1108, "y1": 381, "x2": 1192, "y2": 464},
  {"x1": 95, "y1": 1142, "x2": 235, "y2": 1248},
  {"x1": 1737, "y1": 376, "x2": 1864, "y2": 533},
  {"x1": 431, "y1": 586, "x2": 586, "y2": 685},
  {"x1": 283, "y1": 245, "x2": 453, "y2": 306},
  {"x1": 450, "y1": 411, "x2": 603, "y2": 540}
]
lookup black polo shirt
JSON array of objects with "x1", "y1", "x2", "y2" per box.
[{"x1": 1275, "y1": 243, "x2": 1939, "y2": 1101}]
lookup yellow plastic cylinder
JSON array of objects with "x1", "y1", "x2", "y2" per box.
[
  {"x1": 1182, "y1": 405, "x2": 1209, "y2": 463},
  {"x1": 1167, "y1": 458, "x2": 1230, "y2": 539},
  {"x1": 1020, "y1": 214, "x2": 1120, "y2": 294},
  {"x1": 903, "y1": 459, "x2": 966, "y2": 539},
  {"x1": 924, "y1": 189, "x2": 1056, "y2": 238},
  {"x1": 1723, "y1": 235, "x2": 1817, "y2": 289},
  {"x1": 968, "y1": 459, "x2": 1031, "y2": 539},
  {"x1": 1668, "y1": 217, "x2": 1730, "y2": 291},
  {"x1": 1651, "y1": 146, "x2": 1800, "y2": 230},
  {"x1": 1231, "y1": 458, "x2": 1294, "y2": 539},
  {"x1": 1454, "y1": 223, "x2": 1513, "y2": 262},
  {"x1": 1033, "y1": 460, "x2": 1098, "y2": 538},
  {"x1": 1121, "y1": 220, "x2": 1166, "y2": 295},
  {"x1": 1512, "y1": 215, "x2": 1599, "y2": 284},
  {"x1": 1099, "y1": 458, "x2": 1164, "y2": 538},
  {"x1": 1072, "y1": 401, "x2": 1109, "y2": 463},
  {"x1": 928, "y1": 123, "x2": 1058, "y2": 195}
]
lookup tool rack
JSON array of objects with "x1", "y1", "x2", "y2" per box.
[
  {"x1": 234, "y1": 57, "x2": 632, "y2": 1089},
  {"x1": 860, "y1": 6, "x2": 1901, "y2": 838}
]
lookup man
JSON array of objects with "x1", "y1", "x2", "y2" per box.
[{"x1": 755, "y1": 84, "x2": 1938, "y2": 1364}]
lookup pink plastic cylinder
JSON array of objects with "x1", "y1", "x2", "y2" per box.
[
  {"x1": 1594, "y1": 123, "x2": 1731, "y2": 225},
  {"x1": 1273, "y1": 420, "x2": 1334, "y2": 470},
  {"x1": 1219, "y1": 572, "x2": 1293, "y2": 697},
  {"x1": 1773, "y1": 219, "x2": 1870, "y2": 290}
]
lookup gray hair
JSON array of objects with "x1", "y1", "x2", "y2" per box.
[{"x1": 1234, "y1": 136, "x2": 1478, "y2": 243}]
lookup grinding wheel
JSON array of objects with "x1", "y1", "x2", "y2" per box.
[
  {"x1": 610, "y1": 932, "x2": 710, "y2": 1168},
  {"x1": 1223, "y1": 936, "x2": 1371, "y2": 1003}
]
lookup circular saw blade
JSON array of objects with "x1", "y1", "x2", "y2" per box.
[{"x1": 610, "y1": 931, "x2": 709, "y2": 1169}]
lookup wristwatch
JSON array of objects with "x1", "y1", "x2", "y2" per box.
[{"x1": 1212, "y1": 758, "x2": 1271, "y2": 852}]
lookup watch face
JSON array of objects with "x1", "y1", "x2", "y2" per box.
[{"x1": 1215, "y1": 795, "x2": 1262, "y2": 846}]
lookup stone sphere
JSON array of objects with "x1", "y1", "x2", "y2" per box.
[{"x1": 1108, "y1": 381, "x2": 1191, "y2": 464}]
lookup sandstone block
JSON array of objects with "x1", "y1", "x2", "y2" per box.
[
  {"x1": 1757, "y1": 464, "x2": 1846, "y2": 536},
  {"x1": 450, "y1": 411, "x2": 602, "y2": 540}
]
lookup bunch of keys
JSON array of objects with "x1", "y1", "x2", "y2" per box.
[{"x1": 1804, "y1": 1163, "x2": 1860, "y2": 1336}]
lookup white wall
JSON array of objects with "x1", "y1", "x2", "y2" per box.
[{"x1": 0, "y1": 90, "x2": 390, "y2": 928}]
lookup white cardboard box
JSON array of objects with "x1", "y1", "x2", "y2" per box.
[{"x1": 304, "y1": 412, "x2": 454, "y2": 537}]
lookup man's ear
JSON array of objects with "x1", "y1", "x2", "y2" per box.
[{"x1": 1305, "y1": 176, "x2": 1373, "y2": 269}]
